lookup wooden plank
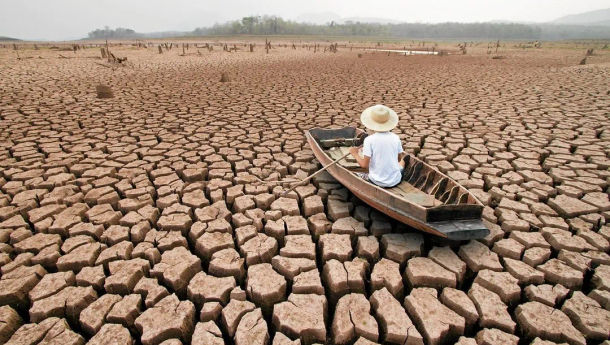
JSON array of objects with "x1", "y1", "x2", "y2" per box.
[
  {"x1": 395, "y1": 181, "x2": 421, "y2": 194},
  {"x1": 348, "y1": 167, "x2": 368, "y2": 173},
  {"x1": 403, "y1": 193, "x2": 437, "y2": 208},
  {"x1": 328, "y1": 147, "x2": 356, "y2": 162},
  {"x1": 327, "y1": 147, "x2": 360, "y2": 169},
  {"x1": 388, "y1": 187, "x2": 412, "y2": 200},
  {"x1": 395, "y1": 183, "x2": 441, "y2": 205},
  {"x1": 391, "y1": 183, "x2": 439, "y2": 208},
  {"x1": 339, "y1": 162, "x2": 361, "y2": 169},
  {"x1": 339, "y1": 147, "x2": 357, "y2": 162},
  {"x1": 327, "y1": 148, "x2": 343, "y2": 160}
]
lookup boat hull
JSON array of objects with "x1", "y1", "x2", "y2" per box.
[{"x1": 307, "y1": 127, "x2": 489, "y2": 240}]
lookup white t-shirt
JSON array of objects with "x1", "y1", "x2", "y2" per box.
[{"x1": 362, "y1": 132, "x2": 404, "y2": 187}]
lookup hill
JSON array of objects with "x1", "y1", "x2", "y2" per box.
[
  {"x1": 0, "y1": 36, "x2": 20, "y2": 41},
  {"x1": 552, "y1": 8, "x2": 610, "y2": 26}
]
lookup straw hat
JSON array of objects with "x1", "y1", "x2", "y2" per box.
[{"x1": 360, "y1": 104, "x2": 398, "y2": 132}]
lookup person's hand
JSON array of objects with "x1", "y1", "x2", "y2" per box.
[{"x1": 349, "y1": 146, "x2": 360, "y2": 156}]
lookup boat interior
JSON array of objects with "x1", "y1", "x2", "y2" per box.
[{"x1": 311, "y1": 127, "x2": 481, "y2": 210}]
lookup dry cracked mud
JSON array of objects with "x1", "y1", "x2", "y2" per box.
[{"x1": 0, "y1": 40, "x2": 609, "y2": 345}]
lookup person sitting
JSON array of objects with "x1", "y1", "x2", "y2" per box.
[{"x1": 349, "y1": 104, "x2": 405, "y2": 188}]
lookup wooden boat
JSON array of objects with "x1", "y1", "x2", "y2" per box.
[{"x1": 306, "y1": 127, "x2": 490, "y2": 240}]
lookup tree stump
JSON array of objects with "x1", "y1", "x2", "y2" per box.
[{"x1": 96, "y1": 85, "x2": 114, "y2": 99}]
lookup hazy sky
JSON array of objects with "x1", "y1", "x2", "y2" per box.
[{"x1": 1, "y1": 0, "x2": 608, "y2": 40}]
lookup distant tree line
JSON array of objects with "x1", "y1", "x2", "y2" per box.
[
  {"x1": 87, "y1": 16, "x2": 610, "y2": 40},
  {"x1": 193, "y1": 16, "x2": 542, "y2": 39},
  {"x1": 388, "y1": 22, "x2": 541, "y2": 39},
  {"x1": 537, "y1": 24, "x2": 610, "y2": 40},
  {"x1": 193, "y1": 16, "x2": 390, "y2": 36},
  {"x1": 88, "y1": 26, "x2": 138, "y2": 39}
]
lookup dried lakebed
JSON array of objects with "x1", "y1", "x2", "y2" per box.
[{"x1": 0, "y1": 43, "x2": 609, "y2": 345}]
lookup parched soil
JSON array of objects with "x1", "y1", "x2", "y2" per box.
[{"x1": 0, "y1": 42, "x2": 609, "y2": 345}]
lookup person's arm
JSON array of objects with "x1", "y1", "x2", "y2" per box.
[
  {"x1": 396, "y1": 136, "x2": 404, "y2": 162},
  {"x1": 349, "y1": 147, "x2": 370, "y2": 169},
  {"x1": 398, "y1": 151, "x2": 407, "y2": 161}
]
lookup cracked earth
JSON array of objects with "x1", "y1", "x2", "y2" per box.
[{"x1": 0, "y1": 41, "x2": 609, "y2": 345}]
